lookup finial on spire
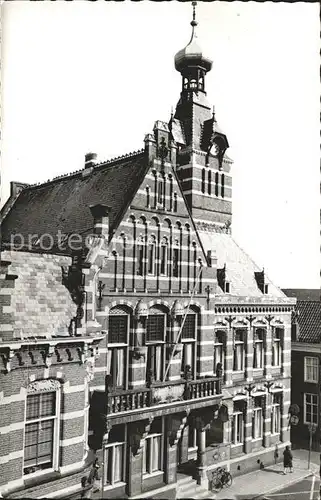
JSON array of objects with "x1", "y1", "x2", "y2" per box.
[
  {"x1": 170, "y1": 106, "x2": 174, "y2": 120},
  {"x1": 191, "y1": 1, "x2": 197, "y2": 27},
  {"x1": 212, "y1": 105, "x2": 216, "y2": 120}
]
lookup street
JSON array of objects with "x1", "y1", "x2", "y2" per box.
[{"x1": 261, "y1": 474, "x2": 320, "y2": 500}]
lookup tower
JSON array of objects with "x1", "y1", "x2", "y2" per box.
[{"x1": 170, "y1": 2, "x2": 232, "y2": 230}]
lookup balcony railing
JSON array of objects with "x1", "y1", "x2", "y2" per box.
[{"x1": 107, "y1": 376, "x2": 222, "y2": 414}]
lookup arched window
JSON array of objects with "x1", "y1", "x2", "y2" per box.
[
  {"x1": 137, "y1": 237, "x2": 144, "y2": 276},
  {"x1": 146, "y1": 186, "x2": 150, "y2": 208},
  {"x1": 221, "y1": 174, "x2": 225, "y2": 198},
  {"x1": 147, "y1": 236, "x2": 156, "y2": 275},
  {"x1": 173, "y1": 238, "x2": 179, "y2": 278},
  {"x1": 215, "y1": 172, "x2": 219, "y2": 197},
  {"x1": 201, "y1": 169, "x2": 205, "y2": 193},
  {"x1": 208, "y1": 170, "x2": 212, "y2": 195},
  {"x1": 112, "y1": 251, "x2": 118, "y2": 291},
  {"x1": 107, "y1": 306, "x2": 131, "y2": 390}
]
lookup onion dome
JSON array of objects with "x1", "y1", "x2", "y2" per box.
[{"x1": 174, "y1": 2, "x2": 213, "y2": 75}]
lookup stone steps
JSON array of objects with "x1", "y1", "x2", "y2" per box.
[{"x1": 176, "y1": 475, "x2": 217, "y2": 499}]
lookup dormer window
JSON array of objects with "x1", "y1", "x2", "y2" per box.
[
  {"x1": 217, "y1": 264, "x2": 230, "y2": 294},
  {"x1": 225, "y1": 282, "x2": 231, "y2": 294},
  {"x1": 264, "y1": 284, "x2": 269, "y2": 294},
  {"x1": 255, "y1": 270, "x2": 269, "y2": 294}
]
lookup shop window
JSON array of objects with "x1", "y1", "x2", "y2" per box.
[
  {"x1": 231, "y1": 401, "x2": 244, "y2": 445},
  {"x1": 105, "y1": 426, "x2": 125, "y2": 486},
  {"x1": 271, "y1": 393, "x2": 281, "y2": 434}
]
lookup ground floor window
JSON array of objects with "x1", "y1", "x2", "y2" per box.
[
  {"x1": 143, "y1": 419, "x2": 163, "y2": 476},
  {"x1": 304, "y1": 393, "x2": 318, "y2": 425},
  {"x1": 271, "y1": 394, "x2": 281, "y2": 434},
  {"x1": 231, "y1": 401, "x2": 244, "y2": 445},
  {"x1": 252, "y1": 398, "x2": 263, "y2": 439},
  {"x1": 188, "y1": 426, "x2": 197, "y2": 449},
  {"x1": 104, "y1": 425, "x2": 125, "y2": 486}
]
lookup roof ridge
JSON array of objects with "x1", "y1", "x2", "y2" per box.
[{"x1": 25, "y1": 149, "x2": 145, "y2": 190}]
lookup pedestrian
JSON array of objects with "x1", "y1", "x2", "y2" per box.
[{"x1": 283, "y1": 445, "x2": 293, "y2": 474}]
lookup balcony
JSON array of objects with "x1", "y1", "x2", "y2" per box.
[{"x1": 107, "y1": 376, "x2": 222, "y2": 415}]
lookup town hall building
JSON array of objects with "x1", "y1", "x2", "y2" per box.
[{"x1": 0, "y1": 5, "x2": 296, "y2": 499}]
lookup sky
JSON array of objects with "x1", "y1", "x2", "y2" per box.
[{"x1": 1, "y1": 1, "x2": 320, "y2": 289}]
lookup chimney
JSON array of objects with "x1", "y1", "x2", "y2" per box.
[
  {"x1": 90, "y1": 204, "x2": 110, "y2": 237},
  {"x1": 85, "y1": 152, "x2": 97, "y2": 169}
]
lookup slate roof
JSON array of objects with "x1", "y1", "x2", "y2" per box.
[
  {"x1": 198, "y1": 230, "x2": 285, "y2": 298},
  {"x1": 1, "y1": 152, "x2": 146, "y2": 251},
  {"x1": 1, "y1": 250, "x2": 77, "y2": 340},
  {"x1": 283, "y1": 289, "x2": 320, "y2": 302},
  {"x1": 295, "y1": 300, "x2": 321, "y2": 344}
]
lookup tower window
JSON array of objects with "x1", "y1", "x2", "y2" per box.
[
  {"x1": 146, "y1": 186, "x2": 150, "y2": 208},
  {"x1": 208, "y1": 170, "x2": 212, "y2": 195},
  {"x1": 173, "y1": 192, "x2": 178, "y2": 212},
  {"x1": 221, "y1": 174, "x2": 225, "y2": 198},
  {"x1": 158, "y1": 177, "x2": 164, "y2": 205},
  {"x1": 137, "y1": 242, "x2": 144, "y2": 276},
  {"x1": 201, "y1": 169, "x2": 205, "y2": 193}
]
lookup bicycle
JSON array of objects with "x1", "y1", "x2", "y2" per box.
[{"x1": 211, "y1": 466, "x2": 233, "y2": 492}]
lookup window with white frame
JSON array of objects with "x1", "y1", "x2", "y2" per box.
[
  {"x1": 143, "y1": 419, "x2": 163, "y2": 476},
  {"x1": 304, "y1": 393, "x2": 318, "y2": 425},
  {"x1": 252, "y1": 398, "x2": 263, "y2": 439},
  {"x1": 231, "y1": 401, "x2": 244, "y2": 445},
  {"x1": 271, "y1": 393, "x2": 281, "y2": 434},
  {"x1": 107, "y1": 313, "x2": 129, "y2": 389},
  {"x1": 214, "y1": 331, "x2": 225, "y2": 375},
  {"x1": 146, "y1": 311, "x2": 166, "y2": 382},
  {"x1": 272, "y1": 328, "x2": 282, "y2": 367},
  {"x1": 304, "y1": 357, "x2": 319, "y2": 383},
  {"x1": 253, "y1": 329, "x2": 264, "y2": 369},
  {"x1": 104, "y1": 425, "x2": 125, "y2": 486},
  {"x1": 181, "y1": 313, "x2": 197, "y2": 377},
  {"x1": 160, "y1": 238, "x2": 168, "y2": 276},
  {"x1": 147, "y1": 237, "x2": 156, "y2": 275},
  {"x1": 233, "y1": 330, "x2": 245, "y2": 371},
  {"x1": 24, "y1": 381, "x2": 60, "y2": 475}
]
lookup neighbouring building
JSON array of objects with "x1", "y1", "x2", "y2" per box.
[
  {"x1": 1, "y1": 5, "x2": 296, "y2": 499},
  {"x1": 283, "y1": 289, "x2": 321, "y2": 452}
]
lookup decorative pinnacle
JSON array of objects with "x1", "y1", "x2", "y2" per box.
[{"x1": 191, "y1": 2, "x2": 197, "y2": 27}]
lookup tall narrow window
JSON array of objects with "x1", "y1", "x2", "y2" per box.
[
  {"x1": 271, "y1": 394, "x2": 281, "y2": 434},
  {"x1": 24, "y1": 385, "x2": 60, "y2": 475},
  {"x1": 173, "y1": 246, "x2": 179, "y2": 278},
  {"x1": 146, "y1": 186, "x2": 150, "y2": 208},
  {"x1": 252, "y1": 398, "x2": 263, "y2": 439},
  {"x1": 231, "y1": 401, "x2": 244, "y2": 445},
  {"x1": 160, "y1": 239, "x2": 168, "y2": 276},
  {"x1": 146, "y1": 312, "x2": 166, "y2": 382},
  {"x1": 193, "y1": 243, "x2": 197, "y2": 287},
  {"x1": 158, "y1": 177, "x2": 164, "y2": 205},
  {"x1": 107, "y1": 313, "x2": 129, "y2": 389},
  {"x1": 272, "y1": 328, "x2": 282, "y2": 367},
  {"x1": 105, "y1": 426, "x2": 125, "y2": 486},
  {"x1": 181, "y1": 313, "x2": 197, "y2": 377},
  {"x1": 233, "y1": 330, "x2": 244, "y2": 371},
  {"x1": 215, "y1": 172, "x2": 219, "y2": 196},
  {"x1": 208, "y1": 170, "x2": 212, "y2": 195},
  {"x1": 188, "y1": 426, "x2": 197, "y2": 450},
  {"x1": 214, "y1": 331, "x2": 225, "y2": 374},
  {"x1": 137, "y1": 241, "x2": 144, "y2": 276},
  {"x1": 143, "y1": 419, "x2": 162, "y2": 476},
  {"x1": 304, "y1": 393, "x2": 318, "y2": 424},
  {"x1": 221, "y1": 174, "x2": 225, "y2": 198},
  {"x1": 253, "y1": 329, "x2": 264, "y2": 369},
  {"x1": 201, "y1": 169, "x2": 205, "y2": 193},
  {"x1": 173, "y1": 192, "x2": 178, "y2": 212},
  {"x1": 169, "y1": 176, "x2": 173, "y2": 211},
  {"x1": 147, "y1": 238, "x2": 156, "y2": 275}
]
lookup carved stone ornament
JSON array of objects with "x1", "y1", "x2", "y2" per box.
[
  {"x1": 153, "y1": 384, "x2": 185, "y2": 404},
  {"x1": 129, "y1": 417, "x2": 154, "y2": 456},
  {"x1": 168, "y1": 411, "x2": 190, "y2": 446},
  {"x1": 27, "y1": 379, "x2": 61, "y2": 393}
]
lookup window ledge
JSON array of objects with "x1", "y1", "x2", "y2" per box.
[
  {"x1": 143, "y1": 470, "x2": 164, "y2": 479},
  {"x1": 23, "y1": 468, "x2": 58, "y2": 486},
  {"x1": 252, "y1": 437, "x2": 263, "y2": 442},
  {"x1": 231, "y1": 443, "x2": 244, "y2": 448},
  {"x1": 270, "y1": 433, "x2": 281, "y2": 437},
  {"x1": 103, "y1": 481, "x2": 126, "y2": 491}
]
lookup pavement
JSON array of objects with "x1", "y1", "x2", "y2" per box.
[
  {"x1": 213, "y1": 449, "x2": 320, "y2": 500},
  {"x1": 261, "y1": 475, "x2": 320, "y2": 500}
]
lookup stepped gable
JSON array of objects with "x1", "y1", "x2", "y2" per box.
[
  {"x1": 296, "y1": 300, "x2": 321, "y2": 343},
  {"x1": 196, "y1": 223, "x2": 285, "y2": 298},
  {"x1": 1, "y1": 151, "x2": 146, "y2": 251},
  {"x1": 1, "y1": 250, "x2": 76, "y2": 340}
]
